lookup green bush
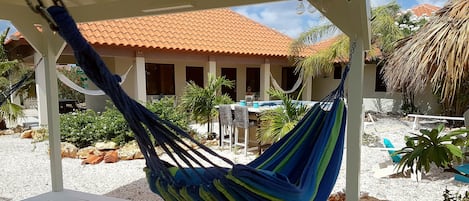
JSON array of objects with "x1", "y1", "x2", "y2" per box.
[
  {"x1": 146, "y1": 96, "x2": 190, "y2": 131},
  {"x1": 60, "y1": 98, "x2": 191, "y2": 148}
]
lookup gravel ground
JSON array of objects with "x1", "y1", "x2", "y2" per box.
[{"x1": 1, "y1": 115, "x2": 469, "y2": 201}]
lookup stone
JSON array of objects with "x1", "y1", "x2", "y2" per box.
[
  {"x1": 13, "y1": 125, "x2": 23, "y2": 133},
  {"x1": 77, "y1": 146, "x2": 103, "y2": 159},
  {"x1": 104, "y1": 150, "x2": 119, "y2": 163},
  {"x1": 61, "y1": 142, "x2": 78, "y2": 158},
  {"x1": 2, "y1": 129, "x2": 14, "y2": 135},
  {"x1": 118, "y1": 140, "x2": 143, "y2": 160},
  {"x1": 81, "y1": 154, "x2": 104, "y2": 165},
  {"x1": 31, "y1": 129, "x2": 47, "y2": 141},
  {"x1": 21, "y1": 130, "x2": 34, "y2": 138},
  {"x1": 95, "y1": 141, "x2": 118, "y2": 150}
]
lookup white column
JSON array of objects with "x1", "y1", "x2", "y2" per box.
[
  {"x1": 42, "y1": 28, "x2": 64, "y2": 192},
  {"x1": 302, "y1": 76, "x2": 312, "y2": 100},
  {"x1": 135, "y1": 52, "x2": 146, "y2": 103},
  {"x1": 260, "y1": 58, "x2": 270, "y2": 101},
  {"x1": 208, "y1": 56, "x2": 216, "y2": 77},
  {"x1": 34, "y1": 52, "x2": 48, "y2": 126},
  {"x1": 346, "y1": 39, "x2": 364, "y2": 201}
]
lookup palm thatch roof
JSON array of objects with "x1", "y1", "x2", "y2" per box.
[{"x1": 383, "y1": 0, "x2": 468, "y2": 104}]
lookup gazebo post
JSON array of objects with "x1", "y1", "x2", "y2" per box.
[
  {"x1": 346, "y1": 37, "x2": 365, "y2": 201},
  {"x1": 41, "y1": 27, "x2": 65, "y2": 192}
]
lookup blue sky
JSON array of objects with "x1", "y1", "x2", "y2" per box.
[{"x1": 1, "y1": 0, "x2": 448, "y2": 39}]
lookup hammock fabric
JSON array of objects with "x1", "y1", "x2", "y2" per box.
[{"x1": 47, "y1": 5, "x2": 348, "y2": 201}]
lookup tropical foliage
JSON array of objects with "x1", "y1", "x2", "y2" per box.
[
  {"x1": 257, "y1": 88, "x2": 308, "y2": 144},
  {"x1": 289, "y1": 1, "x2": 402, "y2": 79},
  {"x1": 146, "y1": 96, "x2": 189, "y2": 131},
  {"x1": 394, "y1": 124, "x2": 469, "y2": 176},
  {"x1": 384, "y1": 0, "x2": 468, "y2": 116},
  {"x1": 0, "y1": 27, "x2": 32, "y2": 129},
  {"x1": 180, "y1": 73, "x2": 234, "y2": 135}
]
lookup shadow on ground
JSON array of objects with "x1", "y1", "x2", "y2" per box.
[{"x1": 104, "y1": 178, "x2": 163, "y2": 201}]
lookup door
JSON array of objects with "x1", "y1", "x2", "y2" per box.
[{"x1": 221, "y1": 68, "x2": 237, "y2": 101}]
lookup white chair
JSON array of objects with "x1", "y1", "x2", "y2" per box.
[
  {"x1": 233, "y1": 106, "x2": 256, "y2": 156},
  {"x1": 219, "y1": 105, "x2": 234, "y2": 150}
]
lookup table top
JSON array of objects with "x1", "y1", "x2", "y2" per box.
[{"x1": 220, "y1": 100, "x2": 317, "y2": 114}]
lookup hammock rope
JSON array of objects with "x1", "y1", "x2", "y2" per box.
[{"x1": 30, "y1": 3, "x2": 353, "y2": 200}]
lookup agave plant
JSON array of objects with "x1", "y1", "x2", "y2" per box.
[
  {"x1": 395, "y1": 124, "x2": 469, "y2": 176},
  {"x1": 257, "y1": 88, "x2": 308, "y2": 144}
]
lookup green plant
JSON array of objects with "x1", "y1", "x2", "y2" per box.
[
  {"x1": 57, "y1": 66, "x2": 85, "y2": 102},
  {"x1": 257, "y1": 88, "x2": 308, "y2": 144},
  {"x1": 395, "y1": 124, "x2": 468, "y2": 176},
  {"x1": 60, "y1": 109, "x2": 100, "y2": 148},
  {"x1": 180, "y1": 73, "x2": 234, "y2": 135},
  {"x1": 146, "y1": 96, "x2": 189, "y2": 131},
  {"x1": 0, "y1": 27, "x2": 31, "y2": 129}
]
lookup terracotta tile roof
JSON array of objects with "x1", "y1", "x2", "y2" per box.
[
  {"x1": 78, "y1": 8, "x2": 294, "y2": 57},
  {"x1": 410, "y1": 4, "x2": 440, "y2": 17}
]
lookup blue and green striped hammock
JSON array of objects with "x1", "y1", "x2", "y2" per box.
[{"x1": 45, "y1": 5, "x2": 348, "y2": 201}]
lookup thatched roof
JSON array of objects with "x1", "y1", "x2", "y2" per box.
[{"x1": 383, "y1": 0, "x2": 468, "y2": 103}]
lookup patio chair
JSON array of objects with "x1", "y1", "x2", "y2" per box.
[
  {"x1": 233, "y1": 105, "x2": 256, "y2": 156},
  {"x1": 219, "y1": 105, "x2": 234, "y2": 150}
]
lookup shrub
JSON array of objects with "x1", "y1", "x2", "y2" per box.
[{"x1": 146, "y1": 96, "x2": 189, "y2": 131}]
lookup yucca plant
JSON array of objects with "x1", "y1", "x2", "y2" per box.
[
  {"x1": 257, "y1": 88, "x2": 308, "y2": 144},
  {"x1": 395, "y1": 124, "x2": 469, "y2": 177}
]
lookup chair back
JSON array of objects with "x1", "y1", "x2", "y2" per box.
[
  {"x1": 219, "y1": 105, "x2": 233, "y2": 126},
  {"x1": 234, "y1": 106, "x2": 250, "y2": 129}
]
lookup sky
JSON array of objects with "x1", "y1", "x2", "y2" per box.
[{"x1": 0, "y1": 0, "x2": 448, "y2": 39}]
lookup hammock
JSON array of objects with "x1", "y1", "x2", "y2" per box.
[
  {"x1": 56, "y1": 65, "x2": 133, "y2": 96},
  {"x1": 44, "y1": 5, "x2": 348, "y2": 201}
]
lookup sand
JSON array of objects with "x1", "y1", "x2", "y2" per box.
[{"x1": 1, "y1": 115, "x2": 469, "y2": 201}]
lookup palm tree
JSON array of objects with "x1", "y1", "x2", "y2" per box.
[
  {"x1": 180, "y1": 73, "x2": 234, "y2": 136},
  {"x1": 290, "y1": 1, "x2": 402, "y2": 79},
  {"x1": 0, "y1": 27, "x2": 32, "y2": 129},
  {"x1": 257, "y1": 88, "x2": 308, "y2": 144}
]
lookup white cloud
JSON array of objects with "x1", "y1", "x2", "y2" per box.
[{"x1": 232, "y1": 0, "x2": 321, "y2": 38}]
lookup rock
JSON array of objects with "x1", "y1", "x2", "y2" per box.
[
  {"x1": 13, "y1": 125, "x2": 23, "y2": 133},
  {"x1": 81, "y1": 154, "x2": 104, "y2": 165},
  {"x1": 104, "y1": 150, "x2": 119, "y2": 163},
  {"x1": 2, "y1": 129, "x2": 14, "y2": 135},
  {"x1": 77, "y1": 146, "x2": 103, "y2": 159},
  {"x1": 118, "y1": 140, "x2": 142, "y2": 160},
  {"x1": 31, "y1": 129, "x2": 47, "y2": 141},
  {"x1": 21, "y1": 130, "x2": 34, "y2": 138},
  {"x1": 61, "y1": 142, "x2": 78, "y2": 158},
  {"x1": 95, "y1": 141, "x2": 118, "y2": 150}
]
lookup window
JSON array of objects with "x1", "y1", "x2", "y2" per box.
[
  {"x1": 375, "y1": 64, "x2": 387, "y2": 92},
  {"x1": 145, "y1": 63, "x2": 175, "y2": 95},
  {"x1": 246, "y1": 67, "x2": 260, "y2": 93},
  {"x1": 186, "y1": 66, "x2": 204, "y2": 87},
  {"x1": 333, "y1": 63, "x2": 342, "y2": 79}
]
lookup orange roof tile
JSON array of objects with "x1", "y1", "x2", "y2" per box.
[
  {"x1": 78, "y1": 8, "x2": 294, "y2": 57},
  {"x1": 410, "y1": 4, "x2": 440, "y2": 17}
]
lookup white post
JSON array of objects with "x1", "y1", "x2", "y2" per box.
[
  {"x1": 260, "y1": 58, "x2": 271, "y2": 101},
  {"x1": 34, "y1": 52, "x2": 48, "y2": 126},
  {"x1": 302, "y1": 76, "x2": 312, "y2": 100},
  {"x1": 346, "y1": 38, "x2": 364, "y2": 201},
  {"x1": 135, "y1": 52, "x2": 146, "y2": 103},
  {"x1": 208, "y1": 56, "x2": 217, "y2": 77}
]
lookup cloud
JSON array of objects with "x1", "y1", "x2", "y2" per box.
[{"x1": 232, "y1": 1, "x2": 321, "y2": 38}]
